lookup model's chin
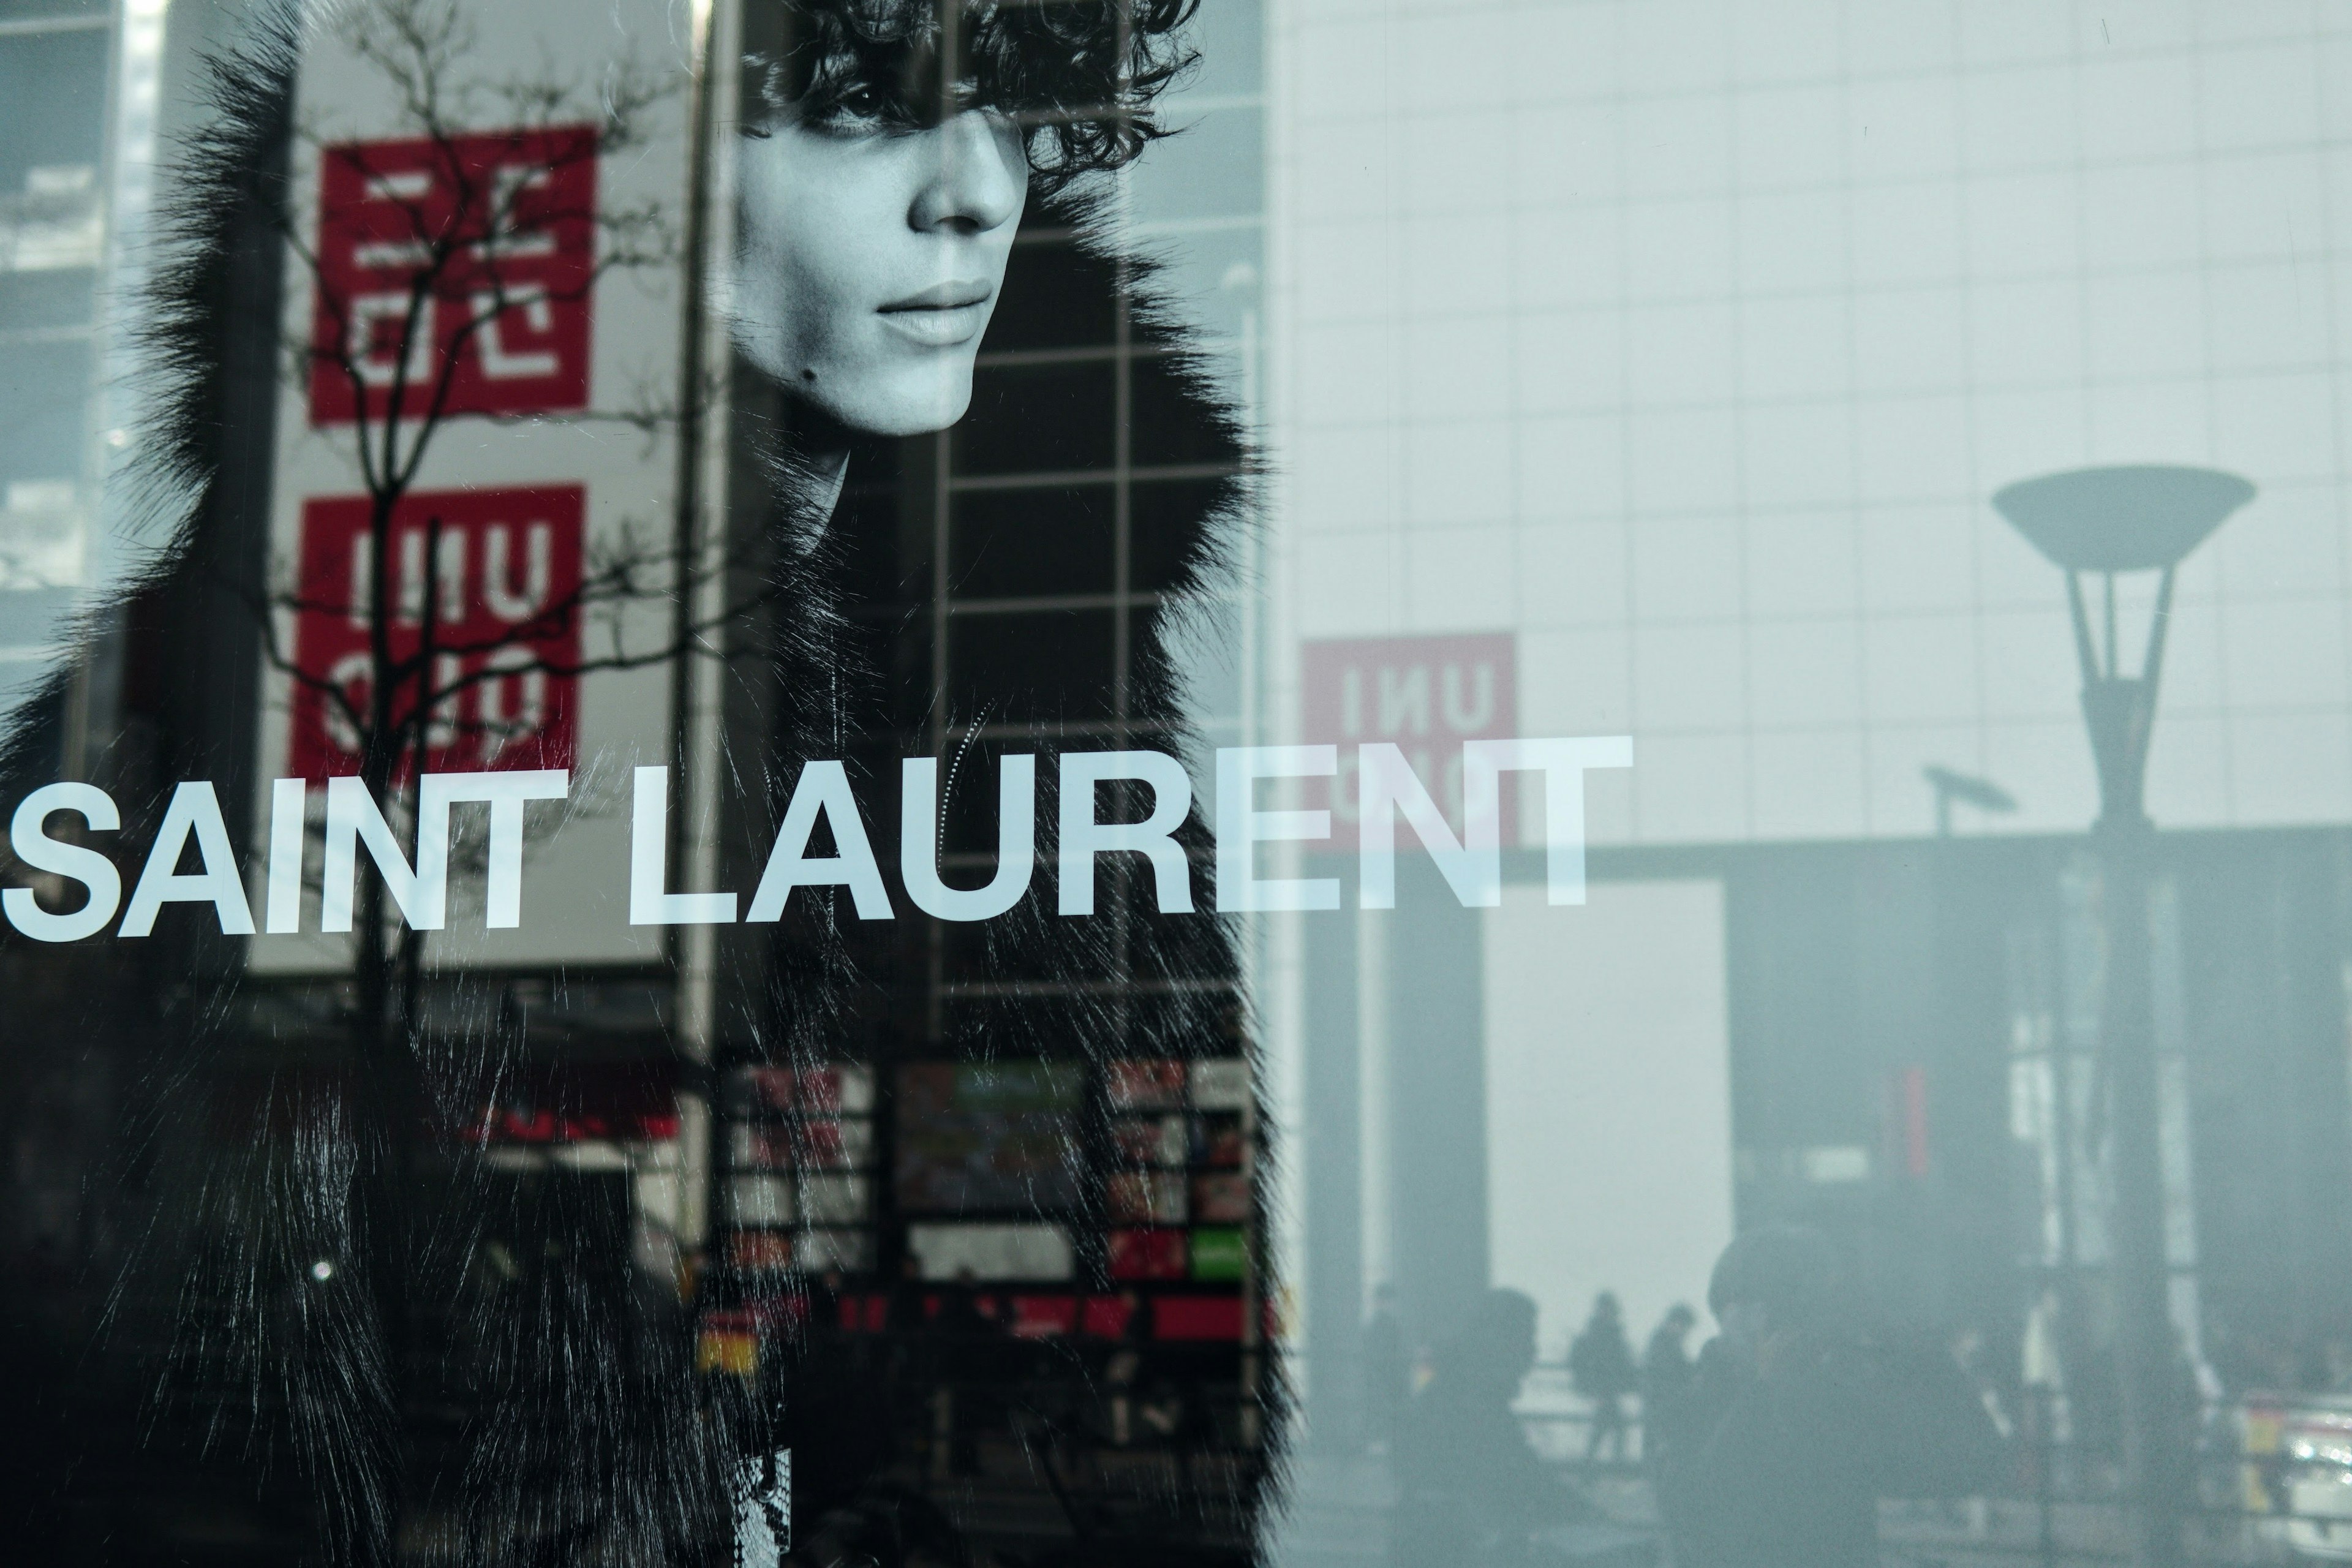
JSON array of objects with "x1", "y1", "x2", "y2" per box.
[
  {"x1": 801, "y1": 363, "x2": 977, "y2": 438},
  {"x1": 729, "y1": 316, "x2": 978, "y2": 436}
]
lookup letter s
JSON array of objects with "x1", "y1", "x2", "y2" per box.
[{"x1": 5, "y1": 782, "x2": 123, "y2": 942}]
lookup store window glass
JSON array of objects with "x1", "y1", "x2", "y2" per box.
[{"x1": 3, "y1": 4, "x2": 2351, "y2": 1567}]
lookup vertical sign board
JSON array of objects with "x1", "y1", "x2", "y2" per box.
[
  {"x1": 1298, "y1": 634, "x2": 1519, "y2": 851},
  {"x1": 284, "y1": 486, "x2": 586, "y2": 781},
  {"x1": 251, "y1": 1, "x2": 693, "y2": 971}
]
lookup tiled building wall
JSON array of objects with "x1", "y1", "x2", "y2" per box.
[{"x1": 1268, "y1": 0, "x2": 2352, "y2": 843}]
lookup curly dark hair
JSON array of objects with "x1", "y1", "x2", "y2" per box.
[{"x1": 743, "y1": 0, "x2": 1197, "y2": 190}]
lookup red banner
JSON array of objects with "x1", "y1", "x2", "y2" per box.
[
  {"x1": 308, "y1": 126, "x2": 598, "y2": 424},
  {"x1": 285, "y1": 486, "x2": 584, "y2": 781}
]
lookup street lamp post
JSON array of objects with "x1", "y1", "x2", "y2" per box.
[{"x1": 1992, "y1": 466, "x2": 2255, "y2": 1568}]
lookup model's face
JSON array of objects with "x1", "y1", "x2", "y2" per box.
[{"x1": 731, "y1": 104, "x2": 1027, "y2": 436}]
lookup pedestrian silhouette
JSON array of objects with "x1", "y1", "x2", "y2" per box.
[
  {"x1": 1362, "y1": 1283, "x2": 1409, "y2": 1454},
  {"x1": 1658, "y1": 1227, "x2": 2004, "y2": 1568},
  {"x1": 1391, "y1": 1289, "x2": 1591, "y2": 1566},
  {"x1": 1569, "y1": 1292, "x2": 1639, "y2": 1461},
  {"x1": 1641, "y1": 1303, "x2": 1699, "y2": 1465}
]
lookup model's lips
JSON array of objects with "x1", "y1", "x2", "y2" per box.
[
  {"x1": 875, "y1": 282, "x2": 993, "y2": 349},
  {"x1": 880, "y1": 280, "x2": 995, "y2": 312}
]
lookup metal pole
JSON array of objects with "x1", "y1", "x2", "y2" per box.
[
  {"x1": 669, "y1": 0, "x2": 743, "y2": 1265},
  {"x1": 2095, "y1": 812, "x2": 2184, "y2": 1568},
  {"x1": 2069, "y1": 560, "x2": 2186, "y2": 1566}
]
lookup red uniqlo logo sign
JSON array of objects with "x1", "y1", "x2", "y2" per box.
[
  {"x1": 308, "y1": 127, "x2": 597, "y2": 424},
  {"x1": 286, "y1": 486, "x2": 584, "y2": 781},
  {"x1": 1300, "y1": 633, "x2": 1518, "y2": 850}
]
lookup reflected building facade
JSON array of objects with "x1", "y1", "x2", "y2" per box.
[{"x1": 1264, "y1": 6, "x2": 2352, "y2": 1556}]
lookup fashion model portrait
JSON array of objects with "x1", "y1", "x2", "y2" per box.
[
  {"x1": 698, "y1": 2, "x2": 1270, "y2": 1562},
  {"x1": 0, "y1": 2, "x2": 1266, "y2": 1566}
]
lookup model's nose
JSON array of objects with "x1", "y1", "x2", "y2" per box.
[{"x1": 910, "y1": 110, "x2": 1025, "y2": 236}]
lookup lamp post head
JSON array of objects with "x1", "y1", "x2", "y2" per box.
[
  {"x1": 1990, "y1": 464, "x2": 2254, "y2": 832},
  {"x1": 1991, "y1": 465, "x2": 2253, "y2": 573}
]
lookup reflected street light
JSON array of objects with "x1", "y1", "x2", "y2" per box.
[
  {"x1": 1992, "y1": 464, "x2": 2255, "y2": 1568},
  {"x1": 1923, "y1": 764, "x2": 2017, "y2": 837}
]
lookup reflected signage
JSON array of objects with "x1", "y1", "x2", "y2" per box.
[
  {"x1": 307, "y1": 127, "x2": 598, "y2": 423},
  {"x1": 286, "y1": 486, "x2": 584, "y2": 780},
  {"x1": 1300, "y1": 631, "x2": 1518, "y2": 850}
]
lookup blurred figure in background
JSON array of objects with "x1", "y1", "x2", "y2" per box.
[
  {"x1": 1362, "y1": 1282, "x2": 1409, "y2": 1455},
  {"x1": 1659, "y1": 1227, "x2": 2003, "y2": 1568},
  {"x1": 931, "y1": 1267, "x2": 1000, "y2": 1477},
  {"x1": 1949, "y1": 1324, "x2": 2016, "y2": 1444},
  {"x1": 2020, "y1": 1285, "x2": 2075, "y2": 1495},
  {"x1": 1392, "y1": 1289, "x2": 1591, "y2": 1566},
  {"x1": 1660, "y1": 1229, "x2": 1873, "y2": 1566},
  {"x1": 1947, "y1": 1325, "x2": 2014, "y2": 1536},
  {"x1": 1641, "y1": 1303, "x2": 1700, "y2": 1468},
  {"x1": 1569, "y1": 1291, "x2": 1638, "y2": 1462}
]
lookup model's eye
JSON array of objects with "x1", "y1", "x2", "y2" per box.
[{"x1": 809, "y1": 81, "x2": 893, "y2": 132}]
